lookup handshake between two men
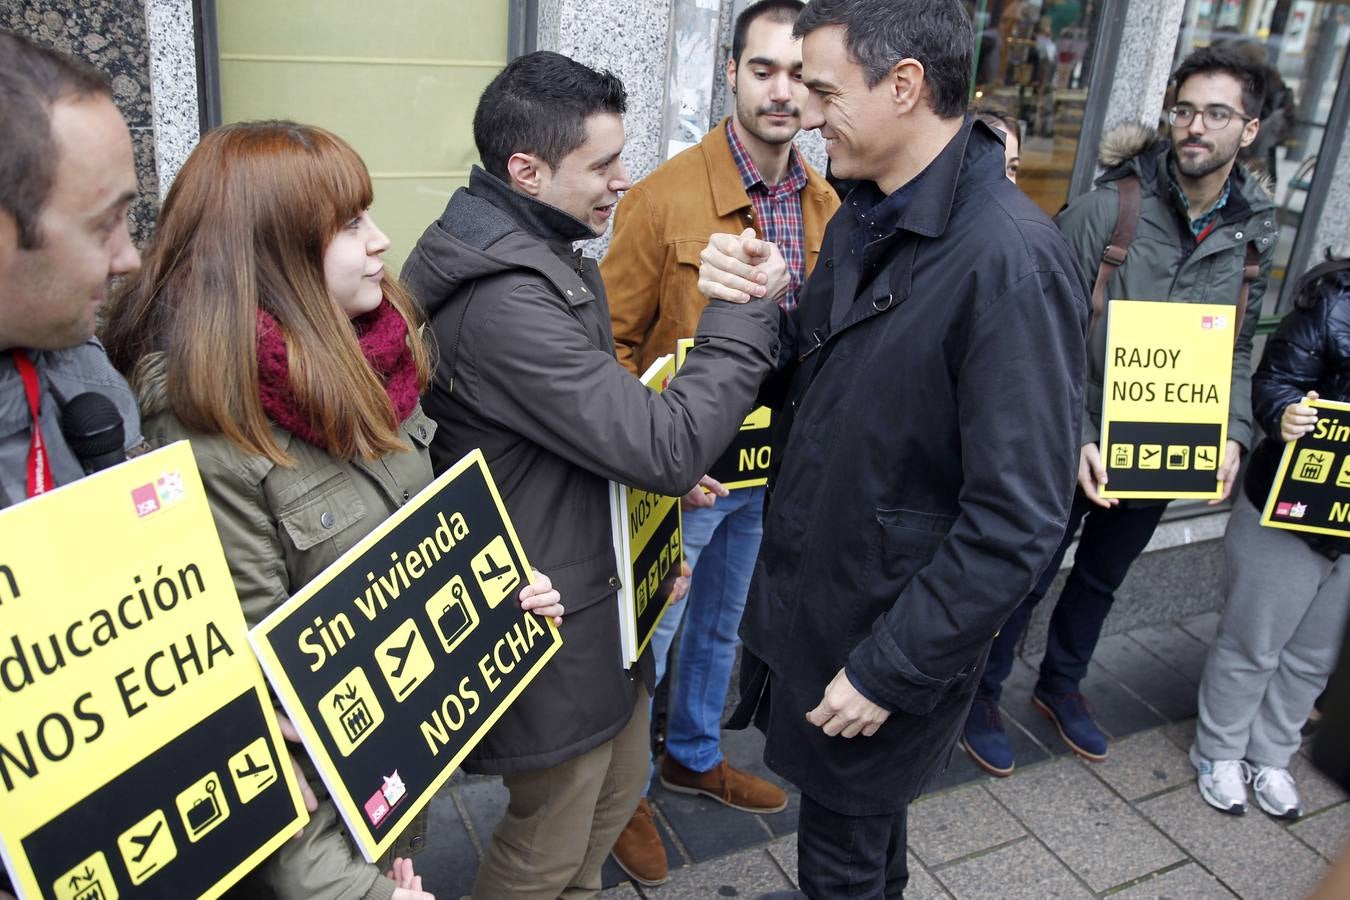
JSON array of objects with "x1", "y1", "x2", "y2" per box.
[{"x1": 692, "y1": 227, "x2": 894, "y2": 743}]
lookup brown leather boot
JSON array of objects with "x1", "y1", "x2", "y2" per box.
[
  {"x1": 610, "y1": 797, "x2": 668, "y2": 886},
  {"x1": 659, "y1": 757, "x2": 788, "y2": 813}
]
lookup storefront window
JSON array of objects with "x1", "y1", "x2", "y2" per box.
[
  {"x1": 969, "y1": 0, "x2": 1108, "y2": 217},
  {"x1": 1175, "y1": 0, "x2": 1350, "y2": 313}
]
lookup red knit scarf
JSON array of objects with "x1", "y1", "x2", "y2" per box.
[{"x1": 255, "y1": 300, "x2": 420, "y2": 449}]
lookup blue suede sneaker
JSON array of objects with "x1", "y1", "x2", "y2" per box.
[
  {"x1": 961, "y1": 695, "x2": 1014, "y2": 777},
  {"x1": 1032, "y1": 689, "x2": 1108, "y2": 760}
]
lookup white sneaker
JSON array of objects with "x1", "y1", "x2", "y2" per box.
[
  {"x1": 1189, "y1": 744, "x2": 1250, "y2": 815},
  {"x1": 1252, "y1": 765, "x2": 1302, "y2": 820}
]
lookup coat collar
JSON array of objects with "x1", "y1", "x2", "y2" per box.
[
  {"x1": 466, "y1": 166, "x2": 597, "y2": 249},
  {"x1": 703, "y1": 118, "x2": 755, "y2": 217},
  {"x1": 844, "y1": 116, "x2": 1004, "y2": 241}
]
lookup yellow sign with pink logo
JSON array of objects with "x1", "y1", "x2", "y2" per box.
[{"x1": 0, "y1": 442, "x2": 308, "y2": 900}]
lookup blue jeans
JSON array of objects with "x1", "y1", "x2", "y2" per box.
[{"x1": 646, "y1": 486, "x2": 765, "y2": 788}]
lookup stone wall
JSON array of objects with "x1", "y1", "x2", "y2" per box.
[{"x1": 2, "y1": 0, "x2": 160, "y2": 244}]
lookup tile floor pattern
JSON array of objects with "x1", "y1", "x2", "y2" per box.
[{"x1": 414, "y1": 613, "x2": 1347, "y2": 898}]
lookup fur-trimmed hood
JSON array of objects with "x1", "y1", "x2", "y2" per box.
[
  {"x1": 1095, "y1": 122, "x2": 1274, "y2": 202},
  {"x1": 1098, "y1": 122, "x2": 1160, "y2": 169}
]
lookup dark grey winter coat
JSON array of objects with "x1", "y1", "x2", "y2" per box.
[
  {"x1": 731, "y1": 120, "x2": 1090, "y2": 815},
  {"x1": 401, "y1": 167, "x2": 780, "y2": 775}
]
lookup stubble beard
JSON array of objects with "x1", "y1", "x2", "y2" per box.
[
  {"x1": 1174, "y1": 135, "x2": 1241, "y2": 180},
  {"x1": 734, "y1": 91, "x2": 799, "y2": 148}
]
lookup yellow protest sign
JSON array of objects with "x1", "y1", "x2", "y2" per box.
[
  {"x1": 612, "y1": 355, "x2": 684, "y2": 666},
  {"x1": 0, "y1": 442, "x2": 307, "y2": 899},
  {"x1": 1099, "y1": 300, "x2": 1235, "y2": 499},
  {"x1": 249, "y1": 449, "x2": 561, "y2": 862},
  {"x1": 1261, "y1": 398, "x2": 1350, "y2": 537},
  {"x1": 675, "y1": 338, "x2": 773, "y2": 489}
]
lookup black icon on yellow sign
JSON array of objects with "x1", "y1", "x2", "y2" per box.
[
  {"x1": 471, "y1": 535, "x2": 520, "y2": 608},
  {"x1": 426, "y1": 575, "x2": 479, "y2": 655},
  {"x1": 1293, "y1": 448, "x2": 1335, "y2": 484},
  {"x1": 229, "y1": 736, "x2": 279, "y2": 804},
  {"x1": 117, "y1": 808, "x2": 176, "y2": 885},
  {"x1": 636, "y1": 527, "x2": 682, "y2": 618},
  {"x1": 55, "y1": 852, "x2": 117, "y2": 900},
  {"x1": 175, "y1": 772, "x2": 229, "y2": 842},
  {"x1": 1112, "y1": 442, "x2": 1220, "y2": 471},
  {"x1": 319, "y1": 667, "x2": 385, "y2": 755},
  {"x1": 376, "y1": 618, "x2": 435, "y2": 700}
]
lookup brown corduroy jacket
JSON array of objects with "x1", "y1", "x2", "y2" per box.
[{"x1": 602, "y1": 118, "x2": 837, "y2": 375}]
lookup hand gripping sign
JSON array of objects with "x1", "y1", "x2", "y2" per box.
[
  {"x1": 248, "y1": 449, "x2": 562, "y2": 861},
  {"x1": 0, "y1": 442, "x2": 307, "y2": 900},
  {"x1": 1261, "y1": 398, "x2": 1350, "y2": 538}
]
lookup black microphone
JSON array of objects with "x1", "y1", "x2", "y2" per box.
[{"x1": 60, "y1": 392, "x2": 126, "y2": 474}]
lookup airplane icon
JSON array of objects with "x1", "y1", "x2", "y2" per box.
[
  {"x1": 128, "y1": 819, "x2": 163, "y2": 863},
  {"x1": 386, "y1": 629, "x2": 417, "y2": 679},
  {"x1": 476, "y1": 552, "x2": 512, "y2": 583},
  {"x1": 229, "y1": 737, "x2": 279, "y2": 803},
  {"x1": 376, "y1": 620, "x2": 435, "y2": 701},
  {"x1": 234, "y1": 752, "x2": 269, "y2": 780},
  {"x1": 116, "y1": 810, "x2": 177, "y2": 885}
]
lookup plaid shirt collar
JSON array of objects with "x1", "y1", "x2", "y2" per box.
[
  {"x1": 725, "y1": 119, "x2": 808, "y2": 308},
  {"x1": 1167, "y1": 155, "x2": 1232, "y2": 239},
  {"x1": 726, "y1": 118, "x2": 808, "y2": 198}
]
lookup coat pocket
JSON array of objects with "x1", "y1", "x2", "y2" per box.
[
  {"x1": 277, "y1": 470, "x2": 368, "y2": 552},
  {"x1": 673, "y1": 240, "x2": 704, "y2": 269},
  {"x1": 535, "y1": 548, "x2": 623, "y2": 616},
  {"x1": 875, "y1": 506, "x2": 956, "y2": 559}
]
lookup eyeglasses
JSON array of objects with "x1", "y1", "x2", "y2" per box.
[{"x1": 1167, "y1": 103, "x2": 1254, "y2": 130}]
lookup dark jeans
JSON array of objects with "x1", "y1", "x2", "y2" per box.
[
  {"x1": 980, "y1": 491, "x2": 1168, "y2": 700},
  {"x1": 798, "y1": 793, "x2": 909, "y2": 899}
]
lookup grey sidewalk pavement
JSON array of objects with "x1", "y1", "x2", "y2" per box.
[{"x1": 418, "y1": 612, "x2": 1348, "y2": 898}]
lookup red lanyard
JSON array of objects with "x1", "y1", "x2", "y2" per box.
[{"x1": 11, "y1": 350, "x2": 54, "y2": 497}]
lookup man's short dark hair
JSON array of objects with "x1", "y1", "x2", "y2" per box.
[
  {"x1": 732, "y1": 0, "x2": 805, "y2": 66},
  {"x1": 1172, "y1": 45, "x2": 1267, "y2": 119},
  {"x1": 0, "y1": 30, "x2": 111, "y2": 249},
  {"x1": 473, "y1": 51, "x2": 627, "y2": 181},
  {"x1": 794, "y1": 0, "x2": 972, "y2": 120}
]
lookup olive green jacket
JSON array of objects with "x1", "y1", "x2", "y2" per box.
[
  {"x1": 1058, "y1": 124, "x2": 1277, "y2": 449},
  {"x1": 133, "y1": 352, "x2": 435, "y2": 900}
]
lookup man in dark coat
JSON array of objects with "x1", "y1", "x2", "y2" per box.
[
  {"x1": 401, "y1": 52, "x2": 782, "y2": 899},
  {"x1": 697, "y1": 1, "x2": 1089, "y2": 895}
]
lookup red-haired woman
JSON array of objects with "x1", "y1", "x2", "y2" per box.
[{"x1": 103, "y1": 121, "x2": 563, "y2": 900}]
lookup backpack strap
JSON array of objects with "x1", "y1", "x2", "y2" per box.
[{"x1": 1090, "y1": 174, "x2": 1141, "y2": 336}]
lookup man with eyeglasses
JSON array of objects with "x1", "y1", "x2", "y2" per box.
[{"x1": 962, "y1": 44, "x2": 1276, "y2": 776}]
